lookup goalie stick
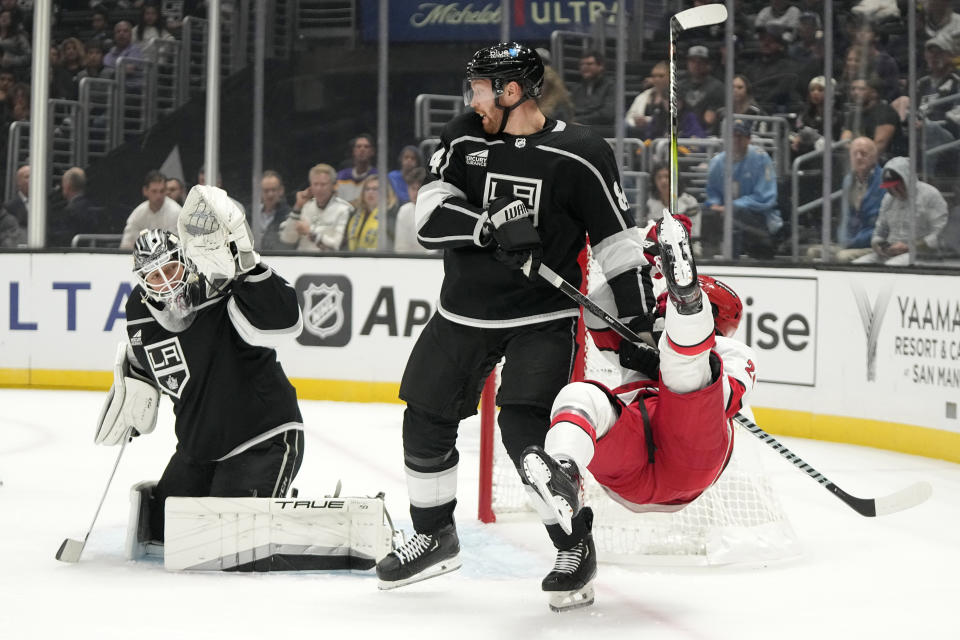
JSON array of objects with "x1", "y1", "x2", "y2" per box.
[
  {"x1": 533, "y1": 262, "x2": 933, "y2": 518},
  {"x1": 56, "y1": 429, "x2": 132, "y2": 563},
  {"x1": 669, "y1": 4, "x2": 728, "y2": 215}
]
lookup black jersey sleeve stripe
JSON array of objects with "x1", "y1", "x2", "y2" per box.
[
  {"x1": 537, "y1": 144, "x2": 629, "y2": 233},
  {"x1": 226, "y1": 265, "x2": 303, "y2": 347},
  {"x1": 415, "y1": 180, "x2": 488, "y2": 249}
]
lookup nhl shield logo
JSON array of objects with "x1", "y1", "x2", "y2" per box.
[
  {"x1": 144, "y1": 337, "x2": 190, "y2": 398},
  {"x1": 303, "y1": 283, "x2": 345, "y2": 339},
  {"x1": 515, "y1": 137, "x2": 526, "y2": 148}
]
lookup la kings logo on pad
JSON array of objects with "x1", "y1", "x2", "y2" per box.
[
  {"x1": 145, "y1": 337, "x2": 190, "y2": 398},
  {"x1": 483, "y1": 173, "x2": 542, "y2": 226}
]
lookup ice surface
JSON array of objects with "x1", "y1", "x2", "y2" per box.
[{"x1": 1, "y1": 389, "x2": 958, "y2": 639}]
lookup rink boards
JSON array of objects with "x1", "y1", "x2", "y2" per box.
[{"x1": 0, "y1": 251, "x2": 958, "y2": 461}]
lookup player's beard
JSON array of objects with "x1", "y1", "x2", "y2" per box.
[{"x1": 478, "y1": 108, "x2": 504, "y2": 134}]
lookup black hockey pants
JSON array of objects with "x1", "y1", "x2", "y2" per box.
[{"x1": 398, "y1": 313, "x2": 578, "y2": 533}]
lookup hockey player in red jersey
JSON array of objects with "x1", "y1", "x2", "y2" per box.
[{"x1": 522, "y1": 210, "x2": 757, "y2": 611}]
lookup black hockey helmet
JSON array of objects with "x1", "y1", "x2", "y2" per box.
[
  {"x1": 465, "y1": 42, "x2": 545, "y2": 103},
  {"x1": 132, "y1": 228, "x2": 199, "y2": 311}
]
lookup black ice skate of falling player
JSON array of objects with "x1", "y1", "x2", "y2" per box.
[{"x1": 374, "y1": 41, "x2": 654, "y2": 607}]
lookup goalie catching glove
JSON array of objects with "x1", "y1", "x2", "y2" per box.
[
  {"x1": 95, "y1": 342, "x2": 160, "y2": 446},
  {"x1": 483, "y1": 196, "x2": 542, "y2": 277},
  {"x1": 177, "y1": 185, "x2": 260, "y2": 295}
]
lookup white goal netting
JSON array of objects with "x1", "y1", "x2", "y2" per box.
[{"x1": 484, "y1": 249, "x2": 801, "y2": 565}]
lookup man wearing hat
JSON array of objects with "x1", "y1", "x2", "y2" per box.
[
  {"x1": 853, "y1": 156, "x2": 949, "y2": 265},
  {"x1": 913, "y1": 33, "x2": 960, "y2": 171},
  {"x1": 789, "y1": 12, "x2": 823, "y2": 61},
  {"x1": 679, "y1": 45, "x2": 725, "y2": 131},
  {"x1": 702, "y1": 118, "x2": 782, "y2": 259},
  {"x1": 741, "y1": 25, "x2": 801, "y2": 114}
]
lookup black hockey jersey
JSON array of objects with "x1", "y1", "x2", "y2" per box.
[
  {"x1": 416, "y1": 112, "x2": 648, "y2": 326},
  {"x1": 125, "y1": 264, "x2": 303, "y2": 462}
]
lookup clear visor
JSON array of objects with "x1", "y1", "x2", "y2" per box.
[
  {"x1": 135, "y1": 257, "x2": 187, "y2": 303},
  {"x1": 462, "y1": 78, "x2": 498, "y2": 107}
]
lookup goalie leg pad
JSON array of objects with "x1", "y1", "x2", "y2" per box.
[
  {"x1": 163, "y1": 496, "x2": 395, "y2": 572},
  {"x1": 125, "y1": 481, "x2": 164, "y2": 560}
]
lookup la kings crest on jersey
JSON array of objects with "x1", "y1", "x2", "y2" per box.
[
  {"x1": 144, "y1": 336, "x2": 191, "y2": 398},
  {"x1": 483, "y1": 173, "x2": 543, "y2": 225}
]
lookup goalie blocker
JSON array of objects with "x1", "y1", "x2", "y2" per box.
[{"x1": 126, "y1": 483, "x2": 397, "y2": 572}]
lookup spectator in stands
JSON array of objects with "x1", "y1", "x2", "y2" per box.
[
  {"x1": 133, "y1": 1, "x2": 176, "y2": 44},
  {"x1": 76, "y1": 39, "x2": 108, "y2": 81},
  {"x1": 344, "y1": 174, "x2": 397, "y2": 251},
  {"x1": 571, "y1": 50, "x2": 615, "y2": 130},
  {"x1": 703, "y1": 119, "x2": 782, "y2": 259},
  {"x1": 740, "y1": 26, "x2": 801, "y2": 115},
  {"x1": 645, "y1": 163, "x2": 702, "y2": 252},
  {"x1": 853, "y1": 157, "x2": 949, "y2": 265},
  {"x1": 841, "y1": 74, "x2": 905, "y2": 161},
  {"x1": 0, "y1": 9, "x2": 31, "y2": 74},
  {"x1": 0, "y1": 200, "x2": 21, "y2": 246},
  {"x1": 790, "y1": 76, "x2": 842, "y2": 156},
  {"x1": 850, "y1": 17, "x2": 901, "y2": 102},
  {"x1": 807, "y1": 137, "x2": 883, "y2": 262},
  {"x1": 625, "y1": 61, "x2": 669, "y2": 139},
  {"x1": 165, "y1": 177, "x2": 184, "y2": 205},
  {"x1": 103, "y1": 20, "x2": 144, "y2": 77},
  {"x1": 788, "y1": 12, "x2": 822, "y2": 62},
  {"x1": 679, "y1": 45, "x2": 724, "y2": 132},
  {"x1": 888, "y1": 34, "x2": 960, "y2": 174},
  {"x1": 395, "y1": 167, "x2": 433, "y2": 253},
  {"x1": 0, "y1": 64, "x2": 14, "y2": 104},
  {"x1": 280, "y1": 163, "x2": 353, "y2": 251},
  {"x1": 754, "y1": 0, "x2": 802, "y2": 33},
  {"x1": 336, "y1": 133, "x2": 376, "y2": 203},
  {"x1": 388, "y1": 145, "x2": 422, "y2": 206},
  {"x1": 250, "y1": 170, "x2": 294, "y2": 251},
  {"x1": 3, "y1": 163, "x2": 27, "y2": 228},
  {"x1": 536, "y1": 47, "x2": 574, "y2": 123},
  {"x1": 119, "y1": 170, "x2": 181, "y2": 249},
  {"x1": 89, "y1": 6, "x2": 113, "y2": 52},
  {"x1": 924, "y1": 0, "x2": 960, "y2": 54},
  {"x1": 714, "y1": 74, "x2": 769, "y2": 136},
  {"x1": 49, "y1": 167, "x2": 98, "y2": 247},
  {"x1": 197, "y1": 167, "x2": 246, "y2": 217},
  {"x1": 0, "y1": 0, "x2": 24, "y2": 32},
  {"x1": 52, "y1": 37, "x2": 86, "y2": 100},
  {"x1": 9, "y1": 81, "x2": 28, "y2": 122}
]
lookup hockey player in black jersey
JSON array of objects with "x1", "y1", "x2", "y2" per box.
[
  {"x1": 376, "y1": 43, "x2": 655, "y2": 601},
  {"x1": 94, "y1": 185, "x2": 305, "y2": 547}
]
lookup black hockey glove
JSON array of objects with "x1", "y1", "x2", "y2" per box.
[
  {"x1": 619, "y1": 340, "x2": 660, "y2": 379},
  {"x1": 485, "y1": 196, "x2": 543, "y2": 277},
  {"x1": 618, "y1": 315, "x2": 660, "y2": 379}
]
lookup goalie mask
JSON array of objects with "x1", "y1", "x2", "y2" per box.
[{"x1": 132, "y1": 229, "x2": 200, "y2": 311}]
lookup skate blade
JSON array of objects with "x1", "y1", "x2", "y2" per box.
[
  {"x1": 376, "y1": 556, "x2": 462, "y2": 591},
  {"x1": 548, "y1": 584, "x2": 595, "y2": 612},
  {"x1": 522, "y1": 454, "x2": 573, "y2": 535}
]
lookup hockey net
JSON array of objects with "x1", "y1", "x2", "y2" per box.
[{"x1": 478, "y1": 249, "x2": 801, "y2": 565}]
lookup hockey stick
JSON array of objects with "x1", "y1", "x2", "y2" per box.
[
  {"x1": 535, "y1": 262, "x2": 933, "y2": 517},
  {"x1": 669, "y1": 4, "x2": 727, "y2": 215},
  {"x1": 55, "y1": 429, "x2": 132, "y2": 563},
  {"x1": 731, "y1": 414, "x2": 933, "y2": 517}
]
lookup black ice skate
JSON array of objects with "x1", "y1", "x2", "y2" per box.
[
  {"x1": 375, "y1": 523, "x2": 461, "y2": 590},
  {"x1": 657, "y1": 208, "x2": 702, "y2": 315},
  {"x1": 542, "y1": 534, "x2": 597, "y2": 612},
  {"x1": 522, "y1": 445, "x2": 583, "y2": 536}
]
